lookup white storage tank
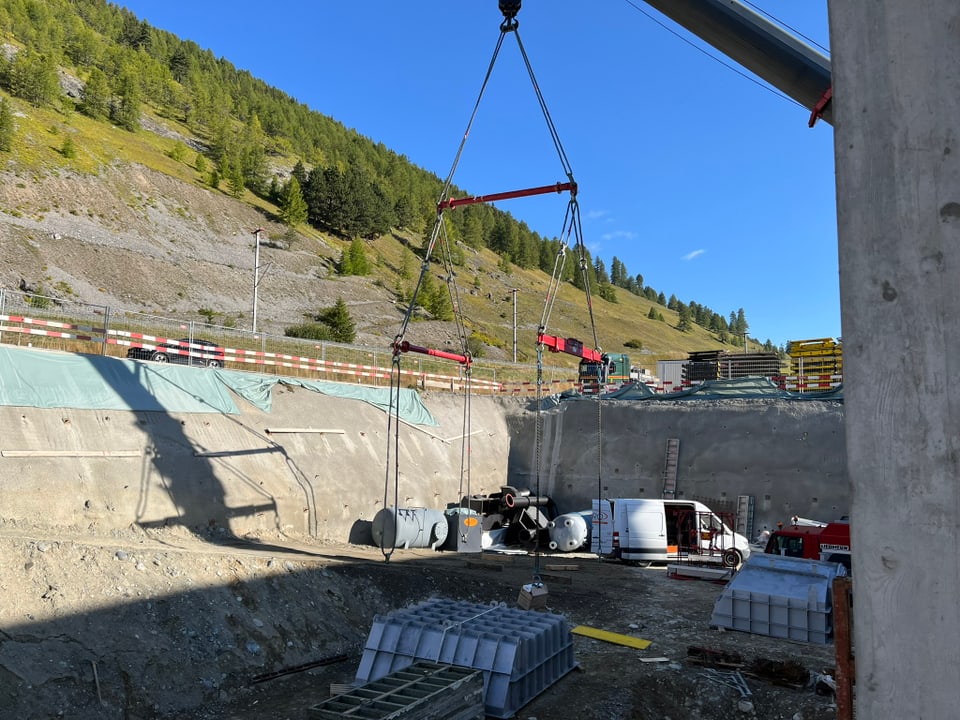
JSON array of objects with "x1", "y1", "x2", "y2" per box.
[
  {"x1": 548, "y1": 512, "x2": 588, "y2": 552},
  {"x1": 371, "y1": 507, "x2": 448, "y2": 550}
]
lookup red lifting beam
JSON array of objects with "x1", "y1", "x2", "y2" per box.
[
  {"x1": 437, "y1": 181, "x2": 576, "y2": 211},
  {"x1": 396, "y1": 340, "x2": 471, "y2": 366},
  {"x1": 538, "y1": 333, "x2": 603, "y2": 362}
]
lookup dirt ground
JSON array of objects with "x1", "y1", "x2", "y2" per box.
[{"x1": 0, "y1": 520, "x2": 840, "y2": 720}]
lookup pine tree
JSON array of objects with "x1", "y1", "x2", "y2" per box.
[
  {"x1": 278, "y1": 176, "x2": 308, "y2": 226},
  {"x1": 0, "y1": 97, "x2": 14, "y2": 152},
  {"x1": 647, "y1": 306, "x2": 658, "y2": 320},
  {"x1": 428, "y1": 282, "x2": 454, "y2": 321},
  {"x1": 345, "y1": 238, "x2": 370, "y2": 276},
  {"x1": 60, "y1": 135, "x2": 76, "y2": 159},
  {"x1": 9, "y1": 50, "x2": 59, "y2": 107},
  {"x1": 319, "y1": 298, "x2": 356, "y2": 343},
  {"x1": 111, "y1": 69, "x2": 141, "y2": 131},
  {"x1": 79, "y1": 67, "x2": 109, "y2": 119}
]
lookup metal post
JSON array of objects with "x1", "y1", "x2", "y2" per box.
[
  {"x1": 101, "y1": 305, "x2": 110, "y2": 356},
  {"x1": 252, "y1": 227, "x2": 264, "y2": 333},
  {"x1": 511, "y1": 288, "x2": 519, "y2": 363}
]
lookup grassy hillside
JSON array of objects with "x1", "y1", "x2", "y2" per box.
[
  {"x1": 0, "y1": 89, "x2": 729, "y2": 372},
  {"x1": 0, "y1": 0, "x2": 738, "y2": 374}
]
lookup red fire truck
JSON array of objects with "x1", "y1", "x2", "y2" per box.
[{"x1": 764, "y1": 519, "x2": 851, "y2": 571}]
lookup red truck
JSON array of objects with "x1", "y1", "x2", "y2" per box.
[{"x1": 763, "y1": 520, "x2": 851, "y2": 571}]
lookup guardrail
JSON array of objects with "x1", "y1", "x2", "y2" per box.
[{"x1": 0, "y1": 288, "x2": 576, "y2": 394}]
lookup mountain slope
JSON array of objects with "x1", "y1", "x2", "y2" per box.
[{"x1": 0, "y1": 101, "x2": 726, "y2": 367}]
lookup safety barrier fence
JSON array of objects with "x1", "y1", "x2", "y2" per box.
[
  {"x1": 0, "y1": 289, "x2": 841, "y2": 395},
  {"x1": 0, "y1": 288, "x2": 578, "y2": 394}
]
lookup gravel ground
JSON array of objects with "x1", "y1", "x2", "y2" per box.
[{"x1": 0, "y1": 520, "x2": 840, "y2": 720}]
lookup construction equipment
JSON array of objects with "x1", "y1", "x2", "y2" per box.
[{"x1": 764, "y1": 518, "x2": 851, "y2": 571}]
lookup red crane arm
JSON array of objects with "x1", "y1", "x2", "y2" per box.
[
  {"x1": 438, "y1": 181, "x2": 576, "y2": 211},
  {"x1": 396, "y1": 340, "x2": 471, "y2": 366},
  {"x1": 537, "y1": 333, "x2": 603, "y2": 362}
]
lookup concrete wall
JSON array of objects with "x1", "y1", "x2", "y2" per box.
[
  {"x1": 0, "y1": 388, "x2": 514, "y2": 543},
  {"x1": 504, "y1": 398, "x2": 848, "y2": 532},
  {"x1": 1, "y1": 388, "x2": 847, "y2": 541}
]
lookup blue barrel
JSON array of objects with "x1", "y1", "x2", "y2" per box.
[{"x1": 372, "y1": 507, "x2": 449, "y2": 551}]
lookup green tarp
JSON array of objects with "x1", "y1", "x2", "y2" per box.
[{"x1": 0, "y1": 346, "x2": 438, "y2": 426}]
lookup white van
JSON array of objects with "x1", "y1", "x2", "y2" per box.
[{"x1": 591, "y1": 498, "x2": 751, "y2": 567}]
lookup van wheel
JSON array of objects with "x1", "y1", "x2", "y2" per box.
[
  {"x1": 722, "y1": 549, "x2": 742, "y2": 568},
  {"x1": 625, "y1": 560, "x2": 652, "y2": 568}
]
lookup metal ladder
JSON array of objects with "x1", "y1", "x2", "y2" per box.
[{"x1": 661, "y1": 438, "x2": 680, "y2": 498}]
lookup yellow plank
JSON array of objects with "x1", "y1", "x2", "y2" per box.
[{"x1": 571, "y1": 625, "x2": 652, "y2": 650}]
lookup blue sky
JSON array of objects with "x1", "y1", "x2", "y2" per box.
[{"x1": 118, "y1": 1, "x2": 838, "y2": 349}]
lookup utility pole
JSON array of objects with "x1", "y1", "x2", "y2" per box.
[
  {"x1": 511, "y1": 288, "x2": 519, "y2": 363},
  {"x1": 252, "y1": 227, "x2": 264, "y2": 334}
]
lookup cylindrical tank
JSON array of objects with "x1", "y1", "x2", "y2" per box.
[
  {"x1": 371, "y1": 507, "x2": 448, "y2": 551},
  {"x1": 548, "y1": 512, "x2": 588, "y2": 552}
]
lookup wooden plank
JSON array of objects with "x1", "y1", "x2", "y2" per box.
[
  {"x1": 572, "y1": 625, "x2": 652, "y2": 650},
  {"x1": 832, "y1": 576, "x2": 855, "y2": 720},
  {"x1": 543, "y1": 564, "x2": 580, "y2": 571}
]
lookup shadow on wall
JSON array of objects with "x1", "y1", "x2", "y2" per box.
[{"x1": 90, "y1": 358, "x2": 320, "y2": 550}]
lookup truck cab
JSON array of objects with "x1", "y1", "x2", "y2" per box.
[{"x1": 764, "y1": 521, "x2": 851, "y2": 570}]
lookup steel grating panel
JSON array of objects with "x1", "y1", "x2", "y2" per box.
[{"x1": 310, "y1": 662, "x2": 484, "y2": 719}]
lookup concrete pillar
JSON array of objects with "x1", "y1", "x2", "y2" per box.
[{"x1": 829, "y1": 2, "x2": 960, "y2": 717}]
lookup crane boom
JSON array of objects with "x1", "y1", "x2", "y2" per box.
[
  {"x1": 641, "y1": 0, "x2": 832, "y2": 126},
  {"x1": 538, "y1": 333, "x2": 603, "y2": 363}
]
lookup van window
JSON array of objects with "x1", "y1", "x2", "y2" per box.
[{"x1": 700, "y1": 514, "x2": 724, "y2": 533}]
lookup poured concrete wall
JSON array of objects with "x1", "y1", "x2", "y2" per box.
[
  {"x1": 0, "y1": 388, "x2": 847, "y2": 541},
  {"x1": 505, "y1": 398, "x2": 847, "y2": 532},
  {"x1": 0, "y1": 388, "x2": 514, "y2": 542}
]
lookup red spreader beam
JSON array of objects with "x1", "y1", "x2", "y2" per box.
[
  {"x1": 437, "y1": 181, "x2": 576, "y2": 211},
  {"x1": 538, "y1": 333, "x2": 603, "y2": 362},
  {"x1": 396, "y1": 340, "x2": 471, "y2": 366}
]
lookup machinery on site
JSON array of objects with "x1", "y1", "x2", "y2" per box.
[
  {"x1": 592, "y1": 497, "x2": 752, "y2": 568},
  {"x1": 577, "y1": 352, "x2": 632, "y2": 394},
  {"x1": 763, "y1": 518, "x2": 851, "y2": 571}
]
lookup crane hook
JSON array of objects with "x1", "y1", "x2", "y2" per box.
[{"x1": 499, "y1": 0, "x2": 520, "y2": 30}]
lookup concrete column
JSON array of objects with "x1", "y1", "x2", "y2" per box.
[{"x1": 829, "y1": 2, "x2": 960, "y2": 717}]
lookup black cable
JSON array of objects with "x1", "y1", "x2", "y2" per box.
[{"x1": 620, "y1": 0, "x2": 807, "y2": 112}]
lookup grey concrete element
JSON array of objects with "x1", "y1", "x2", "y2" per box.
[
  {"x1": 641, "y1": 0, "x2": 832, "y2": 124},
  {"x1": 0, "y1": 390, "x2": 514, "y2": 543},
  {"x1": 830, "y1": 2, "x2": 960, "y2": 716},
  {"x1": 0, "y1": 390, "x2": 846, "y2": 545},
  {"x1": 505, "y1": 399, "x2": 847, "y2": 532}
]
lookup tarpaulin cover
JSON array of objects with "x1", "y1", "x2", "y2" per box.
[
  {"x1": 214, "y1": 372, "x2": 439, "y2": 426},
  {"x1": 0, "y1": 346, "x2": 439, "y2": 425},
  {"x1": 0, "y1": 345, "x2": 238, "y2": 413},
  {"x1": 541, "y1": 376, "x2": 843, "y2": 409}
]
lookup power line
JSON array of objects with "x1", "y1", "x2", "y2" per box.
[
  {"x1": 741, "y1": 0, "x2": 830, "y2": 54},
  {"x1": 621, "y1": 0, "x2": 808, "y2": 113}
]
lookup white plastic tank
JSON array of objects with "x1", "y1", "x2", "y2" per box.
[
  {"x1": 547, "y1": 512, "x2": 588, "y2": 552},
  {"x1": 372, "y1": 507, "x2": 449, "y2": 551}
]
